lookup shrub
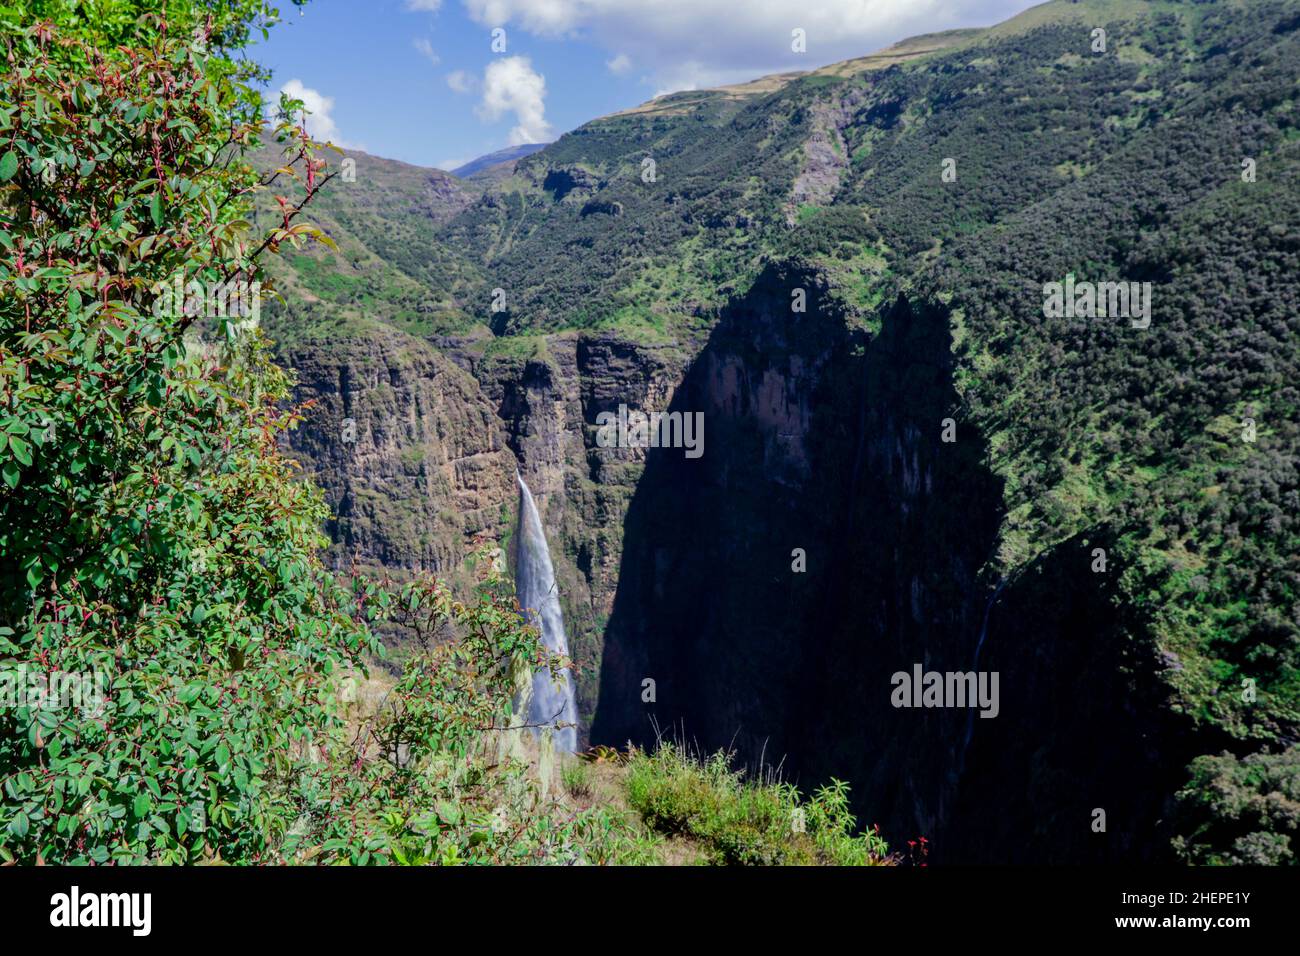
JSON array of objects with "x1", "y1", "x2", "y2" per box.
[
  {"x1": 562, "y1": 759, "x2": 593, "y2": 799},
  {"x1": 0, "y1": 4, "x2": 368, "y2": 864}
]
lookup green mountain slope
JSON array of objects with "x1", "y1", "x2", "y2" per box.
[{"x1": 256, "y1": 146, "x2": 487, "y2": 343}]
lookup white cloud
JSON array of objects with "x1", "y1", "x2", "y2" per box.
[
  {"x1": 464, "y1": 0, "x2": 582, "y2": 33},
  {"x1": 278, "y1": 79, "x2": 360, "y2": 149},
  {"x1": 413, "y1": 37, "x2": 441, "y2": 65},
  {"x1": 477, "y1": 56, "x2": 553, "y2": 145},
  {"x1": 461, "y1": 0, "x2": 1033, "y2": 95},
  {"x1": 446, "y1": 69, "x2": 474, "y2": 93},
  {"x1": 605, "y1": 52, "x2": 631, "y2": 75},
  {"x1": 405, "y1": 0, "x2": 444, "y2": 11}
]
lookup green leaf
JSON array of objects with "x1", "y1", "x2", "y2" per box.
[
  {"x1": 0, "y1": 152, "x2": 17, "y2": 182},
  {"x1": 8, "y1": 811, "x2": 28, "y2": 840},
  {"x1": 8, "y1": 436, "x2": 31, "y2": 466},
  {"x1": 149, "y1": 192, "x2": 163, "y2": 229}
]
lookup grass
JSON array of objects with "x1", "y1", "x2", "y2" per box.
[
  {"x1": 621, "y1": 742, "x2": 893, "y2": 866},
  {"x1": 561, "y1": 759, "x2": 594, "y2": 799}
]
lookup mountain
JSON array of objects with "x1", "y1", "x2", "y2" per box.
[
  {"x1": 262, "y1": 0, "x2": 1300, "y2": 864},
  {"x1": 451, "y1": 143, "x2": 548, "y2": 179}
]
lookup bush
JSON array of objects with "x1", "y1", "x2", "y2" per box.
[
  {"x1": 562, "y1": 759, "x2": 594, "y2": 799},
  {"x1": 278, "y1": 565, "x2": 652, "y2": 865},
  {"x1": 1173, "y1": 750, "x2": 1300, "y2": 865},
  {"x1": 0, "y1": 5, "x2": 371, "y2": 864}
]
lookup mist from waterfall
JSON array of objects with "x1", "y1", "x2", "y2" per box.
[{"x1": 514, "y1": 472, "x2": 578, "y2": 753}]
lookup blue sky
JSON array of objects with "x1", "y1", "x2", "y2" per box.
[{"x1": 254, "y1": 0, "x2": 1037, "y2": 171}]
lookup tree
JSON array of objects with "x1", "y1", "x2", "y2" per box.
[{"x1": 0, "y1": 3, "x2": 371, "y2": 863}]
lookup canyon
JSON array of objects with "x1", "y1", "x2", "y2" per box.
[{"x1": 260, "y1": 0, "x2": 1300, "y2": 863}]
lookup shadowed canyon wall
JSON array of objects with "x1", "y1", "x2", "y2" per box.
[{"x1": 588, "y1": 264, "x2": 1193, "y2": 862}]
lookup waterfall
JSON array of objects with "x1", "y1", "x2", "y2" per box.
[
  {"x1": 956, "y1": 576, "x2": 1008, "y2": 778},
  {"x1": 514, "y1": 472, "x2": 578, "y2": 753},
  {"x1": 956, "y1": 548, "x2": 1058, "y2": 780}
]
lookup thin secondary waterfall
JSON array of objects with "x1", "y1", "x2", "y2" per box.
[
  {"x1": 957, "y1": 551, "x2": 1047, "y2": 776},
  {"x1": 957, "y1": 576, "x2": 1008, "y2": 778},
  {"x1": 514, "y1": 472, "x2": 578, "y2": 753}
]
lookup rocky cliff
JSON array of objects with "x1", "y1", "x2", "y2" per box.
[
  {"x1": 462, "y1": 333, "x2": 691, "y2": 731},
  {"x1": 278, "y1": 328, "x2": 517, "y2": 577}
]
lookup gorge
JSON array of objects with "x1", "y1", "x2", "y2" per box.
[{"x1": 263, "y1": 0, "x2": 1300, "y2": 865}]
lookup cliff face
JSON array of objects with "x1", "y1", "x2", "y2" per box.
[
  {"x1": 279, "y1": 329, "x2": 517, "y2": 575},
  {"x1": 280, "y1": 322, "x2": 688, "y2": 728},
  {"x1": 588, "y1": 267, "x2": 996, "y2": 843}
]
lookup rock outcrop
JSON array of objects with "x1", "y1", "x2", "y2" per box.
[{"x1": 279, "y1": 328, "x2": 517, "y2": 575}]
